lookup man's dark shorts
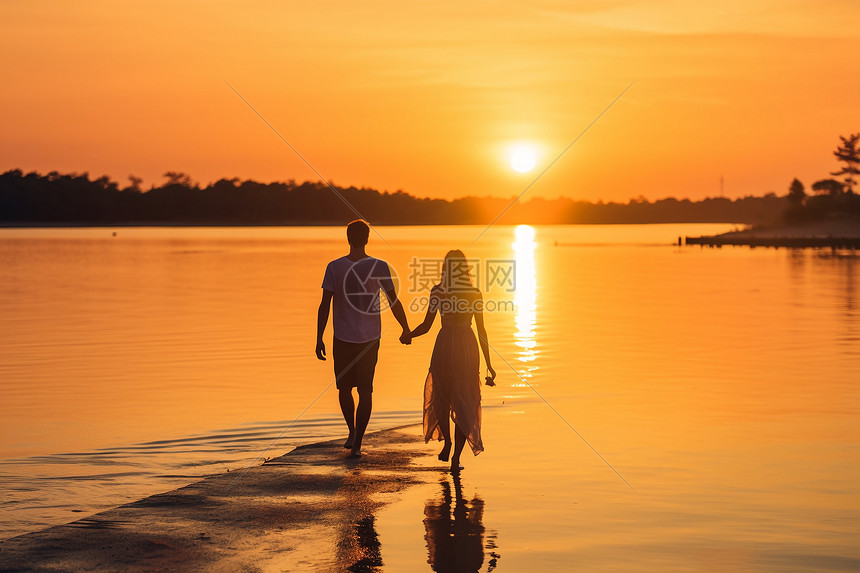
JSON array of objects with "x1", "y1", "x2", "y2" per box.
[{"x1": 333, "y1": 337, "x2": 379, "y2": 392}]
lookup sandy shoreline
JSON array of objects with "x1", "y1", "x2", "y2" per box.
[
  {"x1": 0, "y1": 425, "x2": 438, "y2": 572},
  {"x1": 723, "y1": 219, "x2": 860, "y2": 239},
  {"x1": 685, "y1": 218, "x2": 860, "y2": 247}
]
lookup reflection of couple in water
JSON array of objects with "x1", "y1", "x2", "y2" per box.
[
  {"x1": 425, "y1": 474, "x2": 500, "y2": 573},
  {"x1": 336, "y1": 472, "x2": 499, "y2": 573},
  {"x1": 316, "y1": 219, "x2": 496, "y2": 472}
]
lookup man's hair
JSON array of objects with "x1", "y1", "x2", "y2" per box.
[{"x1": 346, "y1": 219, "x2": 371, "y2": 246}]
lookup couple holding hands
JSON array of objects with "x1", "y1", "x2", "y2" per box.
[{"x1": 316, "y1": 220, "x2": 496, "y2": 472}]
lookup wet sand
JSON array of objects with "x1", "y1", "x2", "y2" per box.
[{"x1": 0, "y1": 425, "x2": 437, "y2": 572}]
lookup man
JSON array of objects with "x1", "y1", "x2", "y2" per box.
[{"x1": 316, "y1": 219, "x2": 411, "y2": 457}]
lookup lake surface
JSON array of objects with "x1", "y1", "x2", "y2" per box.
[{"x1": 1, "y1": 224, "x2": 858, "y2": 570}]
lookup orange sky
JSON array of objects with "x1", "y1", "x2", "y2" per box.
[{"x1": 1, "y1": 1, "x2": 858, "y2": 202}]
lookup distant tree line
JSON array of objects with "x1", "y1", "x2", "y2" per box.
[
  {"x1": 4, "y1": 133, "x2": 857, "y2": 227},
  {"x1": 784, "y1": 133, "x2": 860, "y2": 223},
  {"x1": 0, "y1": 169, "x2": 792, "y2": 226},
  {"x1": 0, "y1": 169, "x2": 794, "y2": 226}
]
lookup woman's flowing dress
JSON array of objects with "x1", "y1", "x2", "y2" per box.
[{"x1": 423, "y1": 288, "x2": 484, "y2": 455}]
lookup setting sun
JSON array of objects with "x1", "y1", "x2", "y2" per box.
[{"x1": 509, "y1": 144, "x2": 538, "y2": 173}]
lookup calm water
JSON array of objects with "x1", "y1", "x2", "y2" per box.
[{"x1": 1, "y1": 225, "x2": 858, "y2": 569}]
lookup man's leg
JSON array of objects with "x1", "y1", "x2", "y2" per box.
[
  {"x1": 350, "y1": 339, "x2": 379, "y2": 457},
  {"x1": 334, "y1": 338, "x2": 358, "y2": 449},
  {"x1": 351, "y1": 386, "x2": 373, "y2": 457},
  {"x1": 339, "y1": 387, "x2": 356, "y2": 449}
]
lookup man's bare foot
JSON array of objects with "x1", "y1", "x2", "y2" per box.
[
  {"x1": 344, "y1": 433, "x2": 355, "y2": 449},
  {"x1": 438, "y1": 442, "x2": 452, "y2": 462}
]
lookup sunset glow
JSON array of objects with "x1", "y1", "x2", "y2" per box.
[{"x1": 1, "y1": 1, "x2": 857, "y2": 202}]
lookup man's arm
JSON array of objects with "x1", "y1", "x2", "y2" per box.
[
  {"x1": 316, "y1": 289, "x2": 333, "y2": 360},
  {"x1": 384, "y1": 288, "x2": 411, "y2": 345}
]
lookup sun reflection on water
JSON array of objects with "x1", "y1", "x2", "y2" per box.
[{"x1": 513, "y1": 225, "x2": 538, "y2": 382}]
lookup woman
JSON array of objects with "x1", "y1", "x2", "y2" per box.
[{"x1": 411, "y1": 250, "x2": 496, "y2": 473}]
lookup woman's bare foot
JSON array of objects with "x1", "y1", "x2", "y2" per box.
[
  {"x1": 438, "y1": 441, "x2": 452, "y2": 462},
  {"x1": 344, "y1": 432, "x2": 355, "y2": 449},
  {"x1": 450, "y1": 459, "x2": 463, "y2": 474},
  {"x1": 348, "y1": 447, "x2": 362, "y2": 458}
]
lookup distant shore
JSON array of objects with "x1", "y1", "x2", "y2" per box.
[
  {"x1": 0, "y1": 169, "x2": 793, "y2": 227},
  {"x1": 0, "y1": 221, "x2": 754, "y2": 229},
  {"x1": 686, "y1": 219, "x2": 860, "y2": 248},
  {"x1": 0, "y1": 221, "x2": 339, "y2": 228}
]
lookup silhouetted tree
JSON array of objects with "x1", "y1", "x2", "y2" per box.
[
  {"x1": 831, "y1": 133, "x2": 860, "y2": 195},
  {"x1": 94, "y1": 175, "x2": 118, "y2": 192},
  {"x1": 783, "y1": 178, "x2": 809, "y2": 224},
  {"x1": 787, "y1": 178, "x2": 806, "y2": 205},
  {"x1": 162, "y1": 171, "x2": 193, "y2": 187},
  {"x1": 811, "y1": 178, "x2": 844, "y2": 197},
  {"x1": 126, "y1": 175, "x2": 143, "y2": 192}
]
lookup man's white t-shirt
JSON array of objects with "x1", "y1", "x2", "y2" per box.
[{"x1": 322, "y1": 256, "x2": 395, "y2": 344}]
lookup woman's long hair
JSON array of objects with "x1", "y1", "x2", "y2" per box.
[{"x1": 439, "y1": 249, "x2": 473, "y2": 291}]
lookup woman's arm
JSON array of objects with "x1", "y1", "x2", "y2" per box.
[
  {"x1": 410, "y1": 290, "x2": 439, "y2": 338},
  {"x1": 474, "y1": 296, "x2": 496, "y2": 381},
  {"x1": 410, "y1": 304, "x2": 437, "y2": 338}
]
